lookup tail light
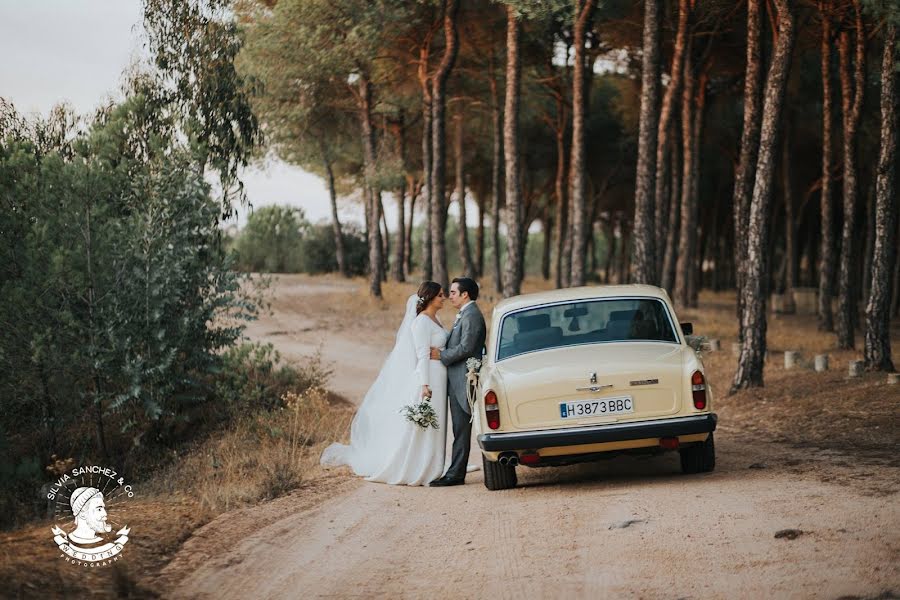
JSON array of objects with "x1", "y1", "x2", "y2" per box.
[
  {"x1": 691, "y1": 371, "x2": 707, "y2": 410},
  {"x1": 485, "y1": 390, "x2": 500, "y2": 429},
  {"x1": 519, "y1": 452, "x2": 540, "y2": 465},
  {"x1": 659, "y1": 437, "x2": 680, "y2": 450}
]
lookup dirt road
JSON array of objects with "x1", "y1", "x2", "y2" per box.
[
  {"x1": 241, "y1": 276, "x2": 396, "y2": 401},
  {"x1": 165, "y1": 275, "x2": 900, "y2": 599}
]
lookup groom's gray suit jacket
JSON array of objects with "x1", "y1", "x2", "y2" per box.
[{"x1": 439, "y1": 302, "x2": 487, "y2": 414}]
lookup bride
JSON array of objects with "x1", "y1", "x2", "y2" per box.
[{"x1": 321, "y1": 281, "x2": 451, "y2": 486}]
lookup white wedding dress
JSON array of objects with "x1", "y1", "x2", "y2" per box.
[{"x1": 321, "y1": 295, "x2": 449, "y2": 486}]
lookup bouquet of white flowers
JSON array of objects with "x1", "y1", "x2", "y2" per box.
[{"x1": 400, "y1": 395, "x2": 439, "y2": 429}]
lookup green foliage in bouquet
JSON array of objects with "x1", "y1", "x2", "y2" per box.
[{"x1": 400, "y1": 399, "x2": 439, "y2": 430}]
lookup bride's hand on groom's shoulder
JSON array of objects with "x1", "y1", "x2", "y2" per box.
[{"x1": 422, "y1": 385, "x2": 432, "y2": 399}]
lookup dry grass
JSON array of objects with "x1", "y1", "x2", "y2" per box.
[{"x1": 144, "y1": 386, "x2": 353, "y2": 513}]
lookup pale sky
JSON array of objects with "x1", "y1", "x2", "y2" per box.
[{"x1": 0, "y1": 0, "x2": 465, "y2": 230}]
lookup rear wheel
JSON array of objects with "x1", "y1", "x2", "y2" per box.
[
  {"x1": 679, "y1": 432, "x2": 716, "y2": 474},
  {"x1": 482, "y1": 454, "x2": 517, "y2": 490}
]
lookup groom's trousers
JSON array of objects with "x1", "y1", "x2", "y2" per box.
[{"x1": 445, "y1": 391, "x2": 472, "y2": 480}]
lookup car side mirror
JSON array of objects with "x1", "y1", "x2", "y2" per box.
[{"x1": 680, "y1": 322, "x2": 693, "y2": 336}]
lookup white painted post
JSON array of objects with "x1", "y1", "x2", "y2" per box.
[
  {"x1": 847, "y1": 360, "x2": 863, "y2": 378},
  {"x1": 814, "y1": 355, "x2": 829, "y2": 372},
  {"x1": 887, "y1": 373, "x2": 899, "y2": 385},
  {"x1": 784, "y1": 351, "x2": 800, "y2": 369},
  {"x1": 708, "y1": 339, "x2": 720, "y2": 352}
]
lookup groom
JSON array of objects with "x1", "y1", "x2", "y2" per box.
[{"x1": 429, "y1": 277, "x2": 486, "y2": 487}]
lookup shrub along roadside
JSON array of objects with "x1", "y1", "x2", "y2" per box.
[
  {"x1": 230, "y1": 205, "x2": 369, "y2": 276},
  {"x1": 0, "y1": 96, "x2": 350, "y2": 532}
]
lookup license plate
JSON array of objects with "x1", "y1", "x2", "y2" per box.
[{"x1": 560, "y1": 396, "x2": 634, "y2": 419}]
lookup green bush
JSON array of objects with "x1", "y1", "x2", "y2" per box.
[
  {"x1": 301, "y1": 222, "x2": 368, "y2": 275},
  {"x1": 0, "y1": 95, "x2": 266, "y2": 528},
  {"x1": 214, "y1": 342, "x2": 332, "y2": 415},
  {"x1": 234, "y1": 205, "x2": 307, "y2": 272},
  {"x1": 231, "y1": 209, "x2": 369, "y2": 276}
]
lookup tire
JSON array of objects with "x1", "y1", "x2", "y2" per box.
[
  {"x1": 679, "y1": 432, "x2": 716, "y2": 474},
  {"x1": 482, "y1": 454, "x2": 518, "y2": 490}
]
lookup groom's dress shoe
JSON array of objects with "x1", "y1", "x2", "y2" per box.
[{"x1": 430, "y1": 477, "x2": 465, "y2": 487}]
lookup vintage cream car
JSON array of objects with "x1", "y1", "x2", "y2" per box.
[{"x1": 474, "y1": 285, "x2": 717, "y2": 490}]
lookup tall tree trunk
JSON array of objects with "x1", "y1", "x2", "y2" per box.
[
  {"x1": 363, "y1": 184, "x2": 371, "y2": 249},
  {"x1": 835, "y1": 4, "x2": 865, "y2": 349},
  {"x1": 817, "y1": 10, "x2": 836, "y2": 331},
  {"x1": 675, "y1": 39, "x2": 695, "y2": 306},
  {"x1": 322, "y1": 149, "x2": 347, "y2": 277},
  {"x1": 654, "y1": 0, "x2": 690, "y2": 278},
  {"x1": 393, "y1": 184, "x2": 406, "y2": 282},
  {"x1": 662, "y1": 115, "x2": 682, "y2": 295},
  {"x1": 630, "y1": 0, "x2": 660, "y2": 284},
  {"x1": 475, "y1": 189, "x2": 485, "y2": 278},
  {"x1": 391, "y1": 114, "x2": 408, "y2": 282},
  {"x1": 734, "y1": 0, "x2": 763, "y2": 339},
  {"x1": 863, "y1": 23, "x2": 897, "y2": 372},
  {"x1": 406, "y1": 179, "x2": 418, "y2": 276},
  {"x1": 430, "y1": 0, "x2": 460, "y2": 291},
  {"x1": 562, "y1": 180, "x2": 574, "y2": 287},
  {"x1": 422, "y1": 100, "x2": 433, "y2": 281},
  {"x1": 502, "y1": 5, "x2": 523, "y2": 297},
  {"x1": 688, "y1": 69, "x2": 707, "y2": 308},
  {"x1": 490, "y1": 68, "x2": 504, "y2": 294},
  {"x1": 731, "y1": 0, "x2": 794, "y2": 392},
  {"x1": 359, "y1": 75, "x2": 383, "y2": 297},
  {"x1": 553, "y1": 96, "x2": 569, "y2": 289},
  {"x1": 380, "y1": 195, "x2": 390, "y2": 281},
  {"x1": 454, "y1": 113, "x2": 475, "y2": 278},
  {"x1": 891, "y1": 208, "x2": 900, "y2": 318},
  {"x1": 782, "y1": 120, "x2": 796, "y2": 312},
  {"x1": 863, "y1": 178, "x2": 876, "y2": 303},
  {"x1": 418, "y1": 28, "x2": 436, "y2": 282},
  {"x1": 568, "y1": 0, "x2": 597, "y2": 287},
  {"x1": 542, "y1": 212, "x2": 552, "y2": 281}
]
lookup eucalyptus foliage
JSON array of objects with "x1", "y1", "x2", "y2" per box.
[{"x1": 0, "y1": 92, "x2": 259, "y2": 483}]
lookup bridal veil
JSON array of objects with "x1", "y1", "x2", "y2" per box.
[{"x1": 320, "y1": 295, "x2": 419, "y2": 475}]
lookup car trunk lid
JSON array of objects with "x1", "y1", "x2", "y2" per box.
[{"x1": 495, "y1": 343, "x2": 684, "y2": 430}]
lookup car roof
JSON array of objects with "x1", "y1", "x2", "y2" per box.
[{"x1": 492, "y1": 285, "x2": 672, "y2": 316}]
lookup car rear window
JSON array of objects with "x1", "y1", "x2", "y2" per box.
[{"x1": 497, "y1": 297, "x2": 679, "y2": 361}]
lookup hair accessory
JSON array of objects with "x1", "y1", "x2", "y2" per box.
[{"x1": 416, "y1": 296, "x2": 425, "y2": 306}]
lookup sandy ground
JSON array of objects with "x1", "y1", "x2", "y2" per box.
[{"x1": 164, "y1": 275, "x2": 900, "y2": 599}]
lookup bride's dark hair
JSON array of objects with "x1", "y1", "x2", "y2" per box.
[{"x1": 415, "y1": 281, "x2": 442, "y2": 315}]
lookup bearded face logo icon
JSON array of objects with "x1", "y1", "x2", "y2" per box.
[
  {"x1": 68, "y1": 487, "x2": 113, "y2": 543},
  {"x1": 47, "y1": 467, "x2": 133, "y2": 566}
]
